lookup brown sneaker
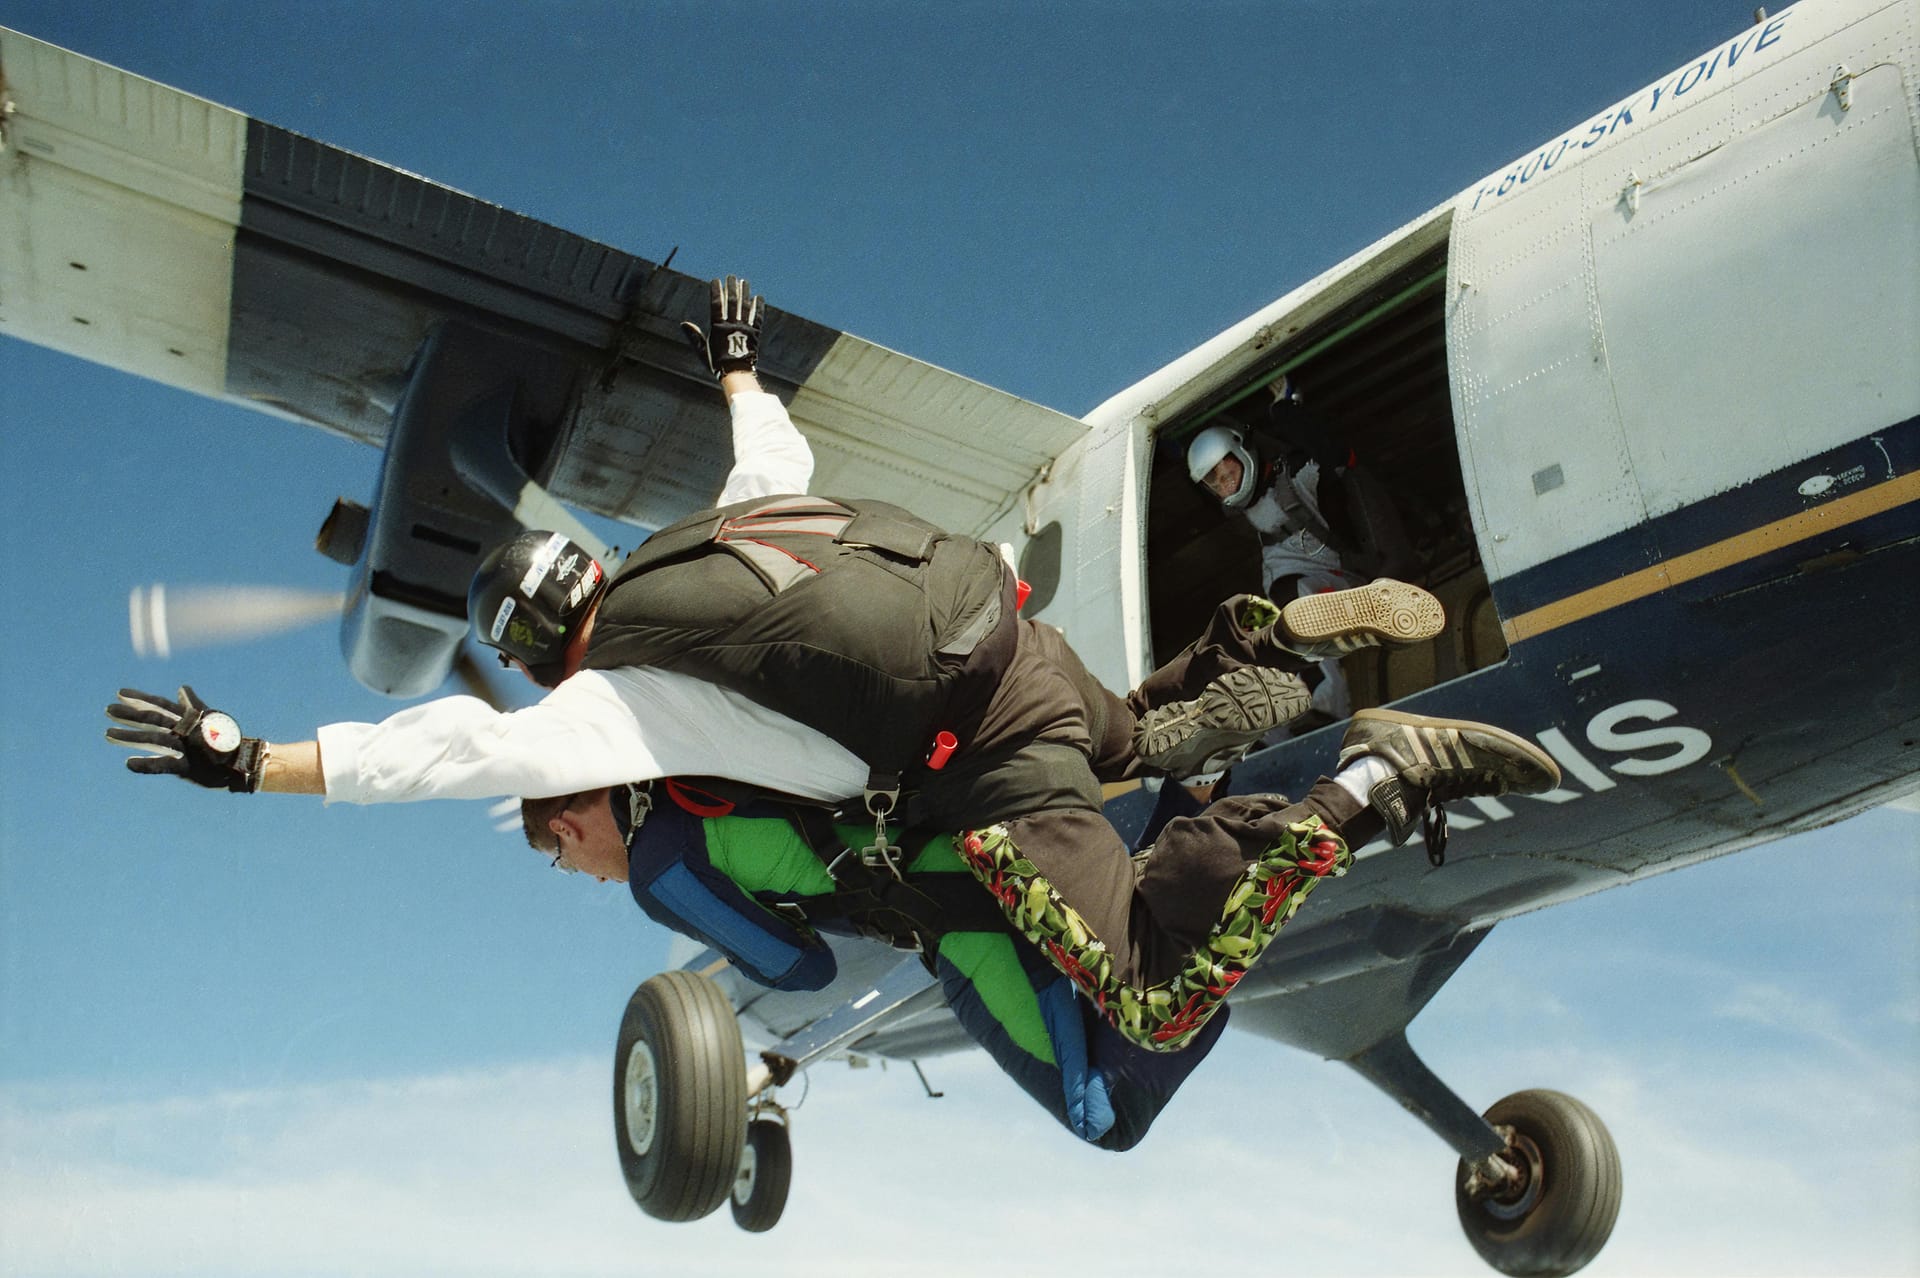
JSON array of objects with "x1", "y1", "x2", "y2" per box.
[
  {"x1": 1275, "y1": 579, "x2": 1445, "y2": 661},
  {"x1": 1337, "y1": 708, "x2": 1561, "y2": 850},
  {"x1": 1133, "y1": 667, "x2": 1312, "y2": 779}
]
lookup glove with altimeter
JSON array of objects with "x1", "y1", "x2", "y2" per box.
[
  {"x1": 681, "y1": 274, "x2": 765, "y2": 379},
  {"x1": 105, "y1": 685, "x2": 267, "y2": 793}
]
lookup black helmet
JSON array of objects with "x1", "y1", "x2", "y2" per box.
[{"x1": 468, "y1": 531, "x2": 607, "y2": 685}]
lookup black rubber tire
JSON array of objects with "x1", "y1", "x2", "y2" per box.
[
  {"x1": 1455, "y1": 1089, "x2": 1622, "y2": 1278},
  {"x1": 612, "y1": 971, "x2": 747, "y2": 1222},
  {"x1": 729, "y1": 1118, "x2": 793, "y2": 1233}
]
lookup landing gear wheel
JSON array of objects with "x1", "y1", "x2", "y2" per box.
[
  {"x1": 1455, "y1": 1089, "x2": 1621, "y2": 1278},
  {"x1": 730, "y1": 1117, "x2": 792, "y2": 1232},
  {"x1": 612, "y1": 971, "x2": 747, "y2": 1222}
]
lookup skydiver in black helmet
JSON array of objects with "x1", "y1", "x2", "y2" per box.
[{"x1": 108, "y1": 275, "x2": 1559, "y2": 1070}]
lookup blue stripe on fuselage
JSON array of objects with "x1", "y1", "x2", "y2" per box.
[{"x1": 1494, "y1": 415, "x2": 1920, "y2": 619}]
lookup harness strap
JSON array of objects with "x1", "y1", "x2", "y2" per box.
[
  {"x1": 663, "y1": 778, "x2": 735, "y2": 818},
  {"x1": 862, "y1": 768, "x2": 903, "y2": 873},
  {"x1": 610, "y1": 781, "x2": 655, "y2": 850},
  {"x1": 614, "y1": 497, "x2": 861, "y2": 589},
  {"x1": 784, "y1": 806, "x2": 1007, "y2": 949},
  {"x1": 1271, "y1": 470, "x2": 1352, "y2": 560},
  {"x1": 840, "y1": 510, "x2": 935, "y2": 560},
  {"x1": 616, "y1": 513, "x2": 723, "y2": 572},
  {"x1": 803, "y1": 876, "x2": 1014, "y2": 940}
]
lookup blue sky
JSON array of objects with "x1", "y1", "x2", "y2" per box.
[{"x1": 2, "y1": 2, "x2": 1916, "y2": 1275}]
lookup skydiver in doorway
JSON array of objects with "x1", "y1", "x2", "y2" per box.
[{"x1": 1186, "y1": 377, "x2": 1429, "y2": 733}]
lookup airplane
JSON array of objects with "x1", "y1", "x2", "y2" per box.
[{"x1": 2, "y1": 2, "x2": 1916, "y2": 1273}]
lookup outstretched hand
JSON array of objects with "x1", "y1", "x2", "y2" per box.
[
  {"x1": 105, "y1": 686, "x2": 266, "y2": 793},
  {"x1": 680, "y1": 275, "x2": 764, "y2": 380}
]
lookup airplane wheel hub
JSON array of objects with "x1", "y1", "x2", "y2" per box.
[
  {"x1": 623, "y1": 1041, "x2": 659, "y2": 1157},
  {"x1": 1479, "y1": 1130, "x2": 1546, "y2": 1222},
  {"x1": 733, "y1": 1141, "x2": 759, "y2": 1204}
]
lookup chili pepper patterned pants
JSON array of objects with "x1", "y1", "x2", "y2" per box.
[
  {"x1": 938, "y1": 595, "x2": 1385, "y2": 1052},
  {"x1": 958, "y1": 781, "x2": 1372, "y2": 1052}
]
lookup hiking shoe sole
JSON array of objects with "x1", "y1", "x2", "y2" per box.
[
  {"x1": 1134, "y1": 667, "x2": 1312, "y2": 778},
  {"x1": 1280, "y1": 579, "x2": 1445, "y2": 659}
]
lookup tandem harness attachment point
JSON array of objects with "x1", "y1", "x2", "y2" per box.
[
  {"x1": 848, "y1": 729, "x2": 960, "y2": 880},
  {"x1": 619, "y1": 781, "x2": 655, "y2": 854},
  {"x1": 793, "y1": 737, "x2": 1004, "y2": 958},
  {"x1": 853, "y1": 769, "x2": 905, "y2": 879}
]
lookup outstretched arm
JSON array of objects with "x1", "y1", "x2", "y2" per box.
[
  {"x1": 682, "y1": 275, "x2": 764, "y2": 386},
  {"x1": 104, "y1": 682, "x2": 667, "y2": 804},
  {"x1": 103, "y1": 686, "x2": 305, "y2": 795},
  {"x1": 684, "y1": 275, "x2": 813, "y2": 500},
  {"x1": 720, "y1": 369, "x2": 763, "y2": 400},
  {"x1": 259, "y1": 741, "x2": 325, "y2": 794},
  {"x1": 718, "y1": 386, "x2": 813, "y2": 502},
  {"x1": 107, "y1": 672, "x2": 872, "y2": 806}
]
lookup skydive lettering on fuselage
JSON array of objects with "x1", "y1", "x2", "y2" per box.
[
  {"x1": 1468, "y1": 14, "x2": 1792, "y2": 212},
  {"x1": 1350, "y1": 696, "x2": 1713, "y2": 854}
]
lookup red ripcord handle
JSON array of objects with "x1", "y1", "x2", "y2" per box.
[{"x1": 926, "y1": 731, "x2": 959, "y2": 770}]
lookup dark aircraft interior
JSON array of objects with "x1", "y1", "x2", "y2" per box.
[{"x1": 1144, "y1": 239, "x2": 1508, "y2": 711}]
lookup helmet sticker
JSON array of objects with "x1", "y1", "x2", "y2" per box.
[
  {"x1": 506, "y1": 617, "x2": 542, "y2": 651},
  {"x1": 489, "y1": 597, "x2": 517, "y2": 643},
  {"x1": 519, "y1": 532, "x2": 572, "y2": 598},
  {"x1": 563, "y1": 560, "x2": 604, "y2": 611}
]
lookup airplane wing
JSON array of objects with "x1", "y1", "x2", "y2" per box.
[
  {"x1": 1885, "y1": 786, "x2": 1920, "y2": 814},
  {"x1": 0, "y1": 26, "x2": 1085, "y2": 535},
  {"x1": 1, "y1": 27, "x2": 1088, "y2": 691}
]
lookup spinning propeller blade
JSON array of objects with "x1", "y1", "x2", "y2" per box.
[
  {"x1": 489, "y1": 797, "x2": 523, "y2": 834},
  {"x1": 128, "y1": 585, "x2": 345, "y2": 658}
]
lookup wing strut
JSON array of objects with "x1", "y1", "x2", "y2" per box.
[
  {"x1": 1345, "y1": 1030, "x2": 1505, "y2": 1160},
  {"x1": 743, "y1": 959, "x2": 942, "y2": 1098}
]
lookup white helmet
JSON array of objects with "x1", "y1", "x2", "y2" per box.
[{"x1": 1186, "y1": 425, "x2": 1259, "y2": 509}]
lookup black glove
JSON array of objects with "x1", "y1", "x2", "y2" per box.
[
  {"x1": 680, "y1": 275, "x2": 764, "y2": 379},
  {"x1": 105, "y1": 686, "x2": 266, "y2": 793}
]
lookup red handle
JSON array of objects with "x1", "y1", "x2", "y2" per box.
[{"x1": 926, "y1": 731, "x2": 959, "y2": 770}]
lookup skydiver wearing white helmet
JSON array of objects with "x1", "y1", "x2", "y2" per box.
[{"x1": 1186, "y1": 378, "x2": 1430, "y2": 728}]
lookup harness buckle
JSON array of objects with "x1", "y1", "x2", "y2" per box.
[
  {"x1": 620, "y1": 782, "x2": 655, "y2": 853},
  {"x1": 861, "y1": 781, "x2": 903, "y2": 880}
]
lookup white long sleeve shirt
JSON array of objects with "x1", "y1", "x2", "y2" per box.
[
  {"x1": 318, "y1": 391, "x2": 870, "y2": 804},
  {"x1": 716, "y1": 390, "x2": 813, "y2": 505}
]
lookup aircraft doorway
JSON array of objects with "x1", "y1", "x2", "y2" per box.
[{"x1": 1145, "y1": 238, "x2": 1506, "y2": 715}]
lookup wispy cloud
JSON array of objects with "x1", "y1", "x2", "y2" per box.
[{"x1": 3, "y1": 1025, "x2": 1915, "y2": 1278}]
